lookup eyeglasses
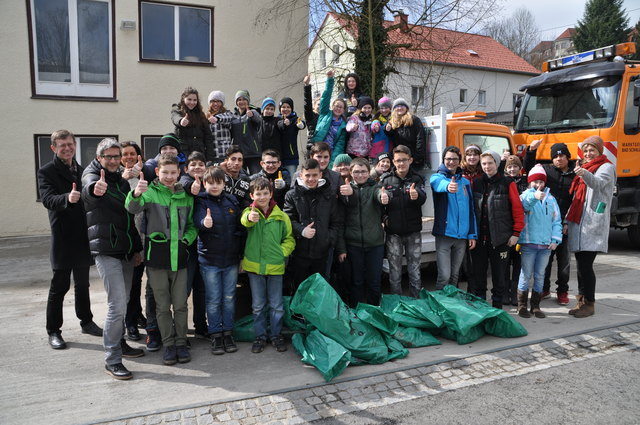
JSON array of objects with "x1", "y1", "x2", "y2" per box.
[
  {"x1": 351, "y1": 170, "x2": 368, "y2": 175},
  {"x1": 444, "y1": 157, "x2": 460, "y2": 162},
  {"x1": 101, "y1": 154, "x2": 122, "y2": 161},
  {"x1": 394, "y1": 158, "x2": 409, "y2": 163},
  {"x1": 263, "y1": 161, "x2": 279, "y2": 165}
]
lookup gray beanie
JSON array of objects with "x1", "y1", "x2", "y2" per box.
[
  {"x1": 208, "y1": 90, "x2": 225, "y2": 104},
  {"x1": 482, "y1": 150, "x2": 501, "y2": 166},
  {"x1": 235, "y1": 89, "x2": 250, "y2": 104},
  {"x1": 392, "y1": 98, "x2": 410, "y2": 109}
]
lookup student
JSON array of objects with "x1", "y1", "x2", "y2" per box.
[
  {"x1": 471, "y1": 150, "x2": 524, "y2": 308},
  {"x1": 337, "y1": 72, "x2": 366, "y2": 117},
  {"x1": 379, "y1": 145, "x2": 427, "y2": 297},
  {"x1": 517, "y1": 165, "x2": 563, "y2": 319},
  {"x1": 309, "y1": 142, "x2": 341, "y2": 195},
  {"x1": 126, "y1": 154, "x2": 198, "y2": 366},
  {"x1": 241, "y1": 177, "x2": 295, "y2": 353},
  {"x1": 142, "y1": 133, "x2": 186, "y2": 182},
  {"x1": 278, "y1": 97, "x2": 306, "y2": 176},
  {"x1": 206, "y1": 90, "x2": 235, "y2": 164},
  {"x1": 171, "y1": 87, "x2": 215, "y2": 162},
  {"x1": 370, "y1": 97, "x2": 392, "y2": 158},
  {"x1": 194, "y1": 167, "x2": 243, "y2": 355},
  {"x1": 459, "y1": 143, "x2": 483, "y2": 292},
  {"x1": 250, "y1": 149, "x2": 291, "y2": 208},
  {"x1": 219, "y1": 145, "x2": 252, "y2": 208},
  {"x1": 384, "y1": 99, "x2": 426, "y2": 169},
  {"x1": 345, "y1": 96, "x2": 374, "y2": 159},
  {"x1": 310, "y1": 70, "x2": 347, "y2": 166},
  {"x1": 231, "y1": 90, "x2": 262, "y2": 174},
  {"x1": 370, "y1": 152, "x2": 391, "y2": 182},
  {"x1": 260, "y1": 98, "x2": 283, "y2": 155},
  {"x1": 332, "y1": 153, "x2": 352, "y2": 182}
]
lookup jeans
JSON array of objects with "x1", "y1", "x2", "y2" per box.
[
  {"x1": 146, "y1": 267, "x2": 188, "y2": 347},
  {"x1": 386, "y1": 232, "x2": 422, "y2": 297},
  {"x1": 125, "y1": 263, "x2": 145, "y2": 328},
  {"x1": 187, "y1": 254, "x2": 208, "y2": 334},
  {"x1": 95, "y1": 255, "x2": 134, "y2": 365},
  {"x1": 46, "y1": 266, "x2": 93, "y2": 335},
  {"x1": 248, "y1": 273, "x2": 284, "y2": 340},
  {"x1": 517, "y1": 244, "x2": 551, "y2": 293},
  {"x1": 200, "y1": 264, "x2": 238, "y2": 334},
  {"x1": 575, "y1": 251, "x2": 598, "y2": 302},
  {"x1": 544, "y1": 233, "x2": 570, "y2": 293},
  {"x1": 435, "y1": 236, "x2": 467, "y2": 290},
  {"x1": 347, "y1": 244, "x2": 384, "y2": 306},
  {"x1": 471, "y1": 240, "x2": 509, "y2": 303}
]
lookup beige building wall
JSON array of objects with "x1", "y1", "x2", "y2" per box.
[{"x1": 0, "y1": 0, "x2": 308, "y2": 236}]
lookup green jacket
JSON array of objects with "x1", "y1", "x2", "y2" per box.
[
  {"x1": 241, "y1": 203, "x2": 295, "y2": 275},
  {"x1": 125, "y1": 181, "x2": 197, "y2": 271},
  {"x1": 340, "y1": 179, "x2": 385, "y2": 248}
]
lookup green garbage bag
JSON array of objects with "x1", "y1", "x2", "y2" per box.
[
  {"x1": 393, "y1": 326, "x2": 441, "y2": 348},
  {"x1": 355, "y1": 303, "x2": 399, "y2": 335},
  {"x1": 292, "y1": 330, "x2": 352, "y2": 382},
  {"x1": 379, "y1": 294, "x2": 443, "y2": 330},
  {"x1": 232, "y1": 315, "x2": 255, "y2": 342},
  {"x1": 283, "y1": 296, "x2": 310, "y2": 332}
]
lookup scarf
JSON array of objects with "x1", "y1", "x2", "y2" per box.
[{"x1": 566, "y1": 155, "x2": 611, "y2": 224}]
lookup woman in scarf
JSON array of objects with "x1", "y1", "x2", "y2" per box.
[{"x1": 566, "y1": 136, "x2": 615, "y2": 318}]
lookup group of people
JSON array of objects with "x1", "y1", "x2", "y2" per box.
[{"x1": 37, "y1": 70, "x2": 614, "y2": 381}]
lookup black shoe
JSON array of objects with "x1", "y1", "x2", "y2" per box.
[
  {"x1": 271, "y1": 335, "x2": 288, "y2": 352},
  {"x1": 146, "y1": 330, "x2": 162, "y2": 352},
  {"x1": 163, "y1": 346, "x2": 177, "y2": 365},
  {"x1": 194, "y1": 330, "x2": 210, "y2": 340},
  {"x1": 105, "y1": 363, "x2": 132, "y2": 380},
  {"x1": 126, "y1": 325, "x2": 141, "y2": 341},
  {"x1": 252, "y1": 338, "x2": 266, "y2": 353},
  {"x1": 121, "y1": 339, "x2": 145, "y2": 358},
  {"x1": 81, "y1": 321, "x2": 103, "y2": 337},
  {"x1": 177, "y1": 345, "x2": 191, "y2": 364},
  {"x1": 223, "y1": 333, "x2": 237, "y2": 353},
  {"x1": 48, "y1": 333, "x2": 67, "y2": 350},
  {"x1": 211, "y1": 334, "x2": 225, "y2": 355}
]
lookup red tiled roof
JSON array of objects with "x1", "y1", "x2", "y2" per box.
[
  {"x1": 324, "y1": 12, "x2": 539, "y2": 75},
  {"x1": 555, "y1": 28, "x2": 575, "y2": 40},
  {"x1": 531, "y1": 40, "x2": 554, "y2": 53}
]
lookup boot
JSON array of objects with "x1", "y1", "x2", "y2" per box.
[
  {"x1": 530, "y1": 291, "x2": 546, "y2": 318},
  {"x1": 573, "y1": 301, "x2": 595, "y2": 318},
  {"x1": 211, "y1": 333, "x2": 225, "y2": 355},
  {"x1": 517, "y1": 290, "x2": 531, "y2": 318},
  {"x1": 502, "y1": 284, "x2": 511, "y2": 305},
  {"x1": 568, "y1": 295, "x2": 585, "y2": 316},
  {"x1": 510, "y1": 281, "x2": 518, "y2": 306}
]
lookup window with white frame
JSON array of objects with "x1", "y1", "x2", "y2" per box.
[
  {"x1": 459, "y1": 89, "x2": 467, "y2": 103},
  {"x1": 319, "y1": 49, "x2": 327, "y2": 68},
  {"x1": 478, "y1": 90, "x2": 486, "y2": 106},
  {"x1": 411, "y1": 86, "x2": 426, "y2": 108},
  {"x1": 140, "y1": 1, "x2": 213, "y2": 64},
  {"x1": 331, "y1": 44, "x2": 340, "y2": 64},
  {"x1": 28, "y1": 0, "x2": 114, "y2": 98}
]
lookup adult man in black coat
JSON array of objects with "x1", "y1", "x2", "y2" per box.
[{"x1": 37, "y1": 130, "x2": 102, "y2": 350}]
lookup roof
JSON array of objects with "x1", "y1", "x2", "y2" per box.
[
  {"x1": 319, "y1": 12, "x2": 539, "y2": 75},
  {"x1": 555, "y1": 28, "x2": 576, "y2": 40},
  {"x1": 531, "y1": 41, "x2": 554, "y2": 53}
]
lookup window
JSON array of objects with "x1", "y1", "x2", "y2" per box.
[
  {"x1": 411, "y1": 86, "x2": 426, "y2": 108},
  {"x1": 463, "y1": 134, "x2": 510, "y2": 154},
  {"x1": 140, "y1": 1, "x2": 213, "y2": 64},
  {"x1": 624, "y1": 77, "x2": 640, "y2": 135},
  {"x1": 319, "y1": 49, "x2": 326, "y2": 68},
  {"x1": 28, "y1": 0, "x2": 114, "y2": 98},
  {"x1": 142, "y1": 135, "x2": 164, "y2": 159},
  {"x1": 478, "y1": 90, "x2": 486, "y2": 106},
  {"x1": 331, "y1": 44, "x2": 340, "y2": 64},
  {"x1": 459, "y1": 89, "x2": 467, "y2": 103}
]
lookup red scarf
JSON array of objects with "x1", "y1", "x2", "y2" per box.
[{"x1": 566, "y1": 155, "x2": 611, "y2": 224}]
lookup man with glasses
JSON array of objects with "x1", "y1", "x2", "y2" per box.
[
  {"x1": 82, "y1": 138, "x2": 144, "y2": 380},
  {"x1": 250, "y1": 149, "x2": 291, "y2": 208},
  {"x1": 430, "y1": 146, "x2": 477, "y2": 290}
]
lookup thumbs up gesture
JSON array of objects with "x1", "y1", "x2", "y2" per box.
[
  {"x1": 191, "y1": 175, "x2": 201, "y2": 196},
  {"x1": 380, "y1": 186, "x2": 389, "y2": 205},
  {"x1": 296, "y1": 117, "x2": 305, "y2": 129},
  {"x1": 274, "y1": 171, "x2": 286, "y2": 190},
  {"x1": 246, "y1": 107, "x2": 253, "y2": 118},
  {"x1": 302, "y1": 221, "x2": 316, "y2": 239},
  {"x1": 133, "y1": 155, "x2": 143, "y2": 174},
  {"x1": 93, "y1": 169, "x2": 108, "y2": 197},
  {"x1": 340, "y1": 177, "x2": 353, "y2": 196},
  {"x1": 203, "y1": 208, "x2": 213, "y2": 228},
  {"x1": 409, "y1": 182, "x2": 418, "y2": 200},
  {"x1": 534, "y1": 186, "x2": 546, "y2": 200},
  {"x1": 180, "y1": 114, "x2": 190, "y2": 127},
  {"x1": 248, "y1": 206, "x2": 260, "y2": 223},
  {"x1": 134, "y1": 172, "x2": 148, "y2": 197},
  {"x1": 284, "y1": 116, "x2": 291, "y2": 126},
  {"x1": 68, "y1": 182, "x2": 81, "y2": 203},
  {"x1": 448, "y1": 175, "x2": 458, "y2": 193},
  {"x1": 350, "y1": 94, "x2": 357, "y2": 106},
  {"x1": 208, "y1": 115, "x2": 218, "y2": 124}
]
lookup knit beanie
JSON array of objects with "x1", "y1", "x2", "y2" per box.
[
  {"x1": 235, "y1": 89, "x2": 250, "y2": 104},
  {"x1": 261, "y1": 97, "x2": 276, "y2": 111},
  {"x1": 333, "y1": 154, "x2": 352, "y2": 167},
  {"x1": 378, "y1": 97, "x2": 392, "y2": 109},
  {"x1": 465, "y1": 144, "x2": 482, "y2": 154},
  {"x1": 207, "y1": 90, "x2": 225, "y2": 104},
  {"x1": 505, "y1": 155, "x2": 522, "y2": 169},
  {"x1": 482, "y1": 150, "x2": 501, "y2": 166},
  {"x1": 393, "y1": 98, "x2": 410, "y2": 109},
  {"x1": 279, "y1": 97, "x2": 294, "y2": 111},
  {"x1": 357, "y1": 96, "x2": 374, "y2": 109},
  {"x1": 550, "y1": 142, "x2": 570, "y2": 159},
  {"x1": 528, "y1": 164, "x2": 547, "y2": 183},
  {"x1": 579, "y1": 136, "x2": 604, "y2": 155},
  {"x1": 375, "y1": 152, "x2": 390, "y2": 164},
  {"x1": 158, "y1": 133, "x2": 181, "y2": 153}
]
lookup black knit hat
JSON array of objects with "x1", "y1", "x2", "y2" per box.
[
  {"x1": 357, "y1": 96, "x2": 374, "y2": 109},
  {"x1": 550, "y1": 142, "x2": 570, "y2": 159},
  {"x1": 158, "y1": 133, "x2": 181, "y2": 153},
  {"x1": 279, "y1": 97, "x2": 294, "y2": 111}
]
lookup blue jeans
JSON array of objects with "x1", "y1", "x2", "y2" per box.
[
  {"x1": 248, "y1": 273, "x2": 284, "y2": 340},
  {"x1": 518, "y1": 244, "x2": 551, "y2": 293},
  {"x1": 200, "y1": 264, "x2": 238, "y2": 334}
]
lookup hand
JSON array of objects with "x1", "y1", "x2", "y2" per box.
[
  {"x1": 302, "y1": 222, "x2": 316, "y2": 239},
  {"x1": 529, "y1": 138, "x2": 543, "y2": 151},
  {"x1": 340, "y1": 177, "x2": 353, "y2": 196},
  {"x1": 248, "y1": 206, "x2": 260, "y2": 223},
  {"x1": 132, "y1": 155, "x2": 143, "y2": 174},
  {"x1": 122, "y1": 167, "x2": 136, "y2": 180},
  {"x1": 284, "y1": 117, "x2": 291, "y2": 126},
  {"x1": 501, "y1": 150, "x2": 510, "y2": 161},
  {"x1": 296, "y1": 117, "x2": 305, "y2": 129},
  {"x1": 208, "y1": 115, "x2": 218, "y2": 124},
  {"x1": 303, "y1": 74, "x2": 310, "y2": 85},
  {"x1": 68, "y1": 182, "x2": 81, "y2": 203},
  {"x1": 327, "y1": 69, "x2": 334, "y2": 78},
  {"x1": 574, "y1": 164, "x2": 585, "y2": 177},
  {"x1": 468, "y1": 239, "x2": 476, "y2": 250},
  {"x1": 380, "y1": 187, "x2": 389, "y2": 205},
  {"x1": 534, "y1": 186, "x2": 546, "y2": 200},
  {"x1": 448, "y1": 176, "x2": 458, "y2": 193},
  {"x1": 350, "y1": 94, "x2": 357, "y2": 106},
  {"x1": 134, "y1": 172, "x2": 148, "y2": 197},
  {"x1": 133, "y1": 252, "x2": 142, "y2": 267},
  {"x1": 563, "y1": 224, "x2": 568, "y2": 235},
  {"x1": 191, "y1": 175, "x2": 201, "y2": 195},
  {"x1": 246, "y1": 108, "x2": 254, "y2": 118},
  {"x1": 338, "y1": 253, "x2": 347, "y2": 263},
  {"x1": 409, "y1": 183, "x2": 418, "y2": 200},
  {"x1": 93, "y1": 169, "x2": 108, "y2": 197},
  {"x1": 274, "y1": 178, "x2": 286, "y2": 190},
  {"x1": 507, "y1": 235, "x2": 519, "y2": 247},
  {"x1": 549, "y1": 243, "x2": 558, "y2": 251},
  {"x1": 203, "y1": 208, "x2": 213, "y2": 228},
  {"x1": 180, "y1": 115, "x2": 189, "y2": 127}
]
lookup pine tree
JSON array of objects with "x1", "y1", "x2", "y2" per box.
[{"x1": 572, "y1": 0, "x2": 629, "y2": 51}]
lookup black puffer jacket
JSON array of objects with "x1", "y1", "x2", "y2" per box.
[
  {"x1": 384, "y1": 116, "x2": 426, "y2": 168},
  {"x1": 379, "y1": 168, "x2": 427, "y2": 235},
  {"x1": 170, "y1": 104, "x2": 215, "y2": 162},
  {"x1": 81, "y1": 159, "x2": 142, "y2": 258},
  {"x1": 260, "y1": 115, "x2": 283, "y2": 154},
  {"x1": 523, "y1": 147, "x2": 575, "y2": 218}
]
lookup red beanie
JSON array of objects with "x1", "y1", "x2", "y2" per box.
[{"x1": 528, "y1": 164, "x2": 547, "y2": 183}]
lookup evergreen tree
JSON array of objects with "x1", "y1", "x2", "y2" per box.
[
  {"x1": 572, "y1": 0, "x2": 629, "y2": 51},
  {"x1": 631, "y1": 18, "x2": 640, "y2": 60}
]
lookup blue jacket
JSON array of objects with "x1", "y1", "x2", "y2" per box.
[
  {"x1": 430, "y1": 165, "x2": 477, "y2": 240},
  {"x1": 518, "y1": 187, "x2": 563, "y2": 246}
]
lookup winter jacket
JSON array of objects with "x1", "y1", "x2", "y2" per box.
[
  {"x1": 303, "y1": 83, "x2": 319, "y2": 141},
  {"x1": 170, "y1": 104, "x2": 215, "y2": 162},
  {"x1": 193, "y1": 191, "x2": 243, "y2": 267},
  {"x1": 430, "y1": 165, "x2": 477, "y2": 240},
  {"x1": 222, "y1": 168, "x2": 252, "y2": 208},
  {"x1": 209, "y1": 110, "x2": 234, "y2": 161},
  {"x1": 311, "y1": 77, "x2": 346, "y2": 165},
  {"x1": 125, "y1": 181, "x2": 197, "y2": 271},
  {"x1": 384, "y1": 116, "x2": 426, "y2": 168},
  {"x1": 178, "y1": 174, "x2": 205, "y2": 197},
  {"x1": 567, "y1": 162, "x2": 615, "y2": 253},
  {"x1": 241, "y1": 202, "x2": 295, "y2": 275},
  {"x1": 518, "y1": 187, "x2": 563, "y2": 246},
  {"x1": 260, "y1": 115, "x2": 283, "y2": 155},
  {"x1": 37, "y1": 156, "x2": 92, "y2": 269},
  {"x1": 81, "y1": 159, "x2": 142, "y2": 258},
  {"x1": 379, "y1": 168, "x2": 427, "y2": 236},
  {"x1": 278, "y1": 112, "x2": 305, "y2": 163},
  {"x1": 250, "y1": 167, "x2": 292, "y2": 208},
  {"x1": 231, "y1": 108, "x2": 262, "y2": 160},
  {"x1": 340, "y1": 179, "x2": 385, "y2": 248},
  {"x1": 507, "y1": 174, "x2": 529, "y2": 194},
  {"x1": 142, "y1": 153, "x2": 186, "y2": 183},
  {"x1": 345, "y1": 113, "x2": 373, "y2": 158},
  {"x1": 370, "y1": 114, "x2": 391, "y2": 158}
]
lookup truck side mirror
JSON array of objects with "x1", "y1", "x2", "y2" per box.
[
  {"x1": 513, "y1": 97, "x2": 522, "y2": 126},
  {"x1": 634, "y1": 79, "x2": 640, "y2": 107}
]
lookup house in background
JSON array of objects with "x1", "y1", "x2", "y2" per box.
[
  {"x1": 529, "y1": 28, "x2": 576, "y2": 70},
  {"x1": 308, "y1": 11, "x2": 539, "y2": 118},
  {"x1": 0, "y1": 0, "x2": 308, "y2": 237}
]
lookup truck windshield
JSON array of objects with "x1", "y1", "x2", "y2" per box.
[
  {"x1": 515, "y1": 76, "x2": 621, "y2": 133},
  {"x1": 463, "y1": 135, "x2": 511, "y2": 154}
]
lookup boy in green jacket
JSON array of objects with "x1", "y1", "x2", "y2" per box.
[
  {"x1": 125, "y1": 154, "x2": 198, "y2": 366},
  {"x1": 241, "y1": 177, "x2": 295, "y2": 354}
]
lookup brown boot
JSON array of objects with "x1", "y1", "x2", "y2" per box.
[
  {"x1": 517, "y1": 290, "x2": 531, "y2": 318},
  {"x1": 530, "y1": 291, "x2": 546, "y2": 318},
  {"x1": 568, "y1": 295, "x2": 585, "y2": 316},
  {"x1": 573, "y1": 301, "x2": 595, "y2": 318}
]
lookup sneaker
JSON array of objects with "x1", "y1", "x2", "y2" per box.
[
  {"x1": 252, "y1": 338, "x2": 266, "y2": 353},
  {"x1": 211, "y1": 335, "x2": 225, "y2": 355},
  {"x1": 163, "y1": 346, "x2": 177, "y2": 365},
  {"x1": 177, "y1": 345, "x2": 191, "y2": 363},
  {"x1": 223, "y1": 333, "x2": 237, "y2": 353},
  {"x1": 81, "y1": 321, "x2": 103, "y2": 337},
  {"x1": 126, "y1": 325, "x2": 141, "y2": 341},
  {"x1": 541, "y1": 291, "x2": 551, "y2": 300},
  {"x1": 146, "y1": 330, "x2": 162, "y2": 352},
  {"x1": 105, "y1": 363, "x2": 132, "y2": 380},
  {"x1": 557, "y1": 292, "x2": 570, "y2": 305},
  {"x1": 121, "y1": 339, "x2": 145, "y2": 358},
  {"x1": 271, "y1": 335, "x2": 287, "y2": 352}
]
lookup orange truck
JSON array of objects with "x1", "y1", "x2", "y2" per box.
[{"x1": 513, "y1": 42, "x2": 640, "y2": 247}]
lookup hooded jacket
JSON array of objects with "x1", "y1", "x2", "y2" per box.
[
  {"x1": 278, "y1": 111, "x2": 305, "y2": 162},
  {"x1": 231, "y1": 107, "x2": 262, "y2": 159},
  {"x1": 518, "y1": 187, "x2": 563, "y2": 246},
  {"x1": 384, "y1": 115, "x2": 426, "y2": 168},
  {"x1": 340, "y1": 178, "x2": 385, "y2": 247},
  {"x1": 379, "y1": 167, "x2": 427, "y2": 235},
  {"x1": 345, "y1": 113, "x2": 373, "y2": 158},
  {"x1": 311, "y1": 77, "x2": 347, "y2": 165},
  {"x1": 260, "y1": 115, "x2": 283, "y2": 155},
  {"x1": 430, "y1": 164, "x2": 477, "y2": 240}
]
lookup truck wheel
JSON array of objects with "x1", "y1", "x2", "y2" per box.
[{"x1": 628, "y1": 225, "x2": 640, "y2": 249}]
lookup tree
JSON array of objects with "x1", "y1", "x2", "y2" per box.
[
  {"x1": 631, "y1": 18, "x2": 640, "y2": 60},
  {"x1": 572, "y1": 0, "x2": 629, "y2": 52},
  {"x1": 483, "y1": 7, "x2": 540, "y2": 62}
]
